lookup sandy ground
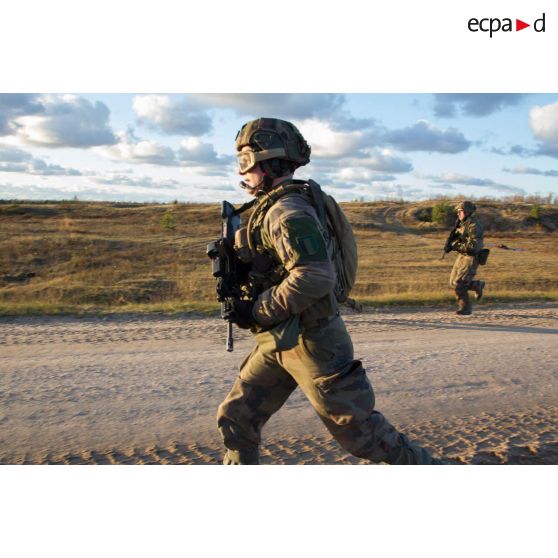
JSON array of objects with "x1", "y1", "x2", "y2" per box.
[{"x1": 1, "y1": 302, "x2": 557, "y2": 465}]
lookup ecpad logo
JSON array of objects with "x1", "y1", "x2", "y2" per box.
[{"x1": 468, "y1": 13, "x2": 546, "y2": 37}]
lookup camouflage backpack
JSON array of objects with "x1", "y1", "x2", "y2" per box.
[{"x1": 246, "y1": 179, "x2": 361, "y2": 311}]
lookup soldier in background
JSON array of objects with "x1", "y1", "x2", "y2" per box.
[
  {"x1": 448, "y1": 201, "x2": 485, "y2": 315},
  {"x1": 216, "y1": 117, "x2": 444, "y2": 465}
]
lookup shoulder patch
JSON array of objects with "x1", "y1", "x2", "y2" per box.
[{"x1": 283, "y1": 217, "x2": 328, "y2": 263}]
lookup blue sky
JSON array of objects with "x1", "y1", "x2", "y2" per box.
[{"x1": 1, "y1": 93, "x2": 557, "y2": 203}]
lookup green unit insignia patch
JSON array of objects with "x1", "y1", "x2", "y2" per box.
[{"x1": 284, "y1": 217, "x2": 327, "y2": 263}]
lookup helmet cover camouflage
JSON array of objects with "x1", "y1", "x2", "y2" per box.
[
  {"x1": 235, "y1": 118, "x2": 311, "y2": 172},
  {"x1": 455, "y1": 201, "x2": 476, "y2": 214}
]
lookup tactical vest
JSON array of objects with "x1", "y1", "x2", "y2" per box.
[
  {"x1": 244, "y1": 180, "x2": 361, "y2": 311},
  {"x1": 455, "y1": 215, "x2": 484, "y2": 256}
]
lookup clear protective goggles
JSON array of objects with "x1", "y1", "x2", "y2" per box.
[{"x1": 236, "y1": 147, "x2": 286, "y2": 174}]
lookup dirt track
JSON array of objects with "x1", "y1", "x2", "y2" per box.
[{"x1": 1, "y1": 303, "x2": 557, "y2": 464}]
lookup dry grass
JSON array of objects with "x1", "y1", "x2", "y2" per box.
[{"x1": 1, "y1": 199, "x2": 557, "y2": 315}]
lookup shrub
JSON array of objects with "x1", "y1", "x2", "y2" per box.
[
  {"x1": 529, "y1": 204, "x2": 541, "y2": 220},
  {"x1": 416, "y1": 207, "x2": 432, "y2": 222},
  {"x1": 432, "y1": 201, "x2": 454, "y2": 226},
  {"x1": 161, "y1": 211, "x2": 176, "y2": 230},
  {"x1": 0, "y1": 203, "x2": 25, "y2": 215}
]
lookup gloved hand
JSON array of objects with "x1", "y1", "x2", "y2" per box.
[{"x1": 229, "y1": 300, "x2": 256, "y2": 330}]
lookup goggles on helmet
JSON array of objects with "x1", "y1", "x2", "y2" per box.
[{"x1": 236, "y1": 147, "x2": 286, "y2": 174}]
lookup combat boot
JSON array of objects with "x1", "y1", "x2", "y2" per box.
[
  {"x1": 455, "y1": 293, "x2": 472, "y2": 315},
  {"x1": 387, "y1": 434, "x2": 444, "y2": 465},
  {"x1": 472, "y1": 280, "x2": 485, "y2": 301},
  {"x1": 222, "y1": 448, "x2": 259, "y2": 465}
]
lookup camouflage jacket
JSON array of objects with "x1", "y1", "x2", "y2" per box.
[
  {"x1": 249, "y1": 191, "x2": 338, "y2": 329},
  {"x1": 454, "y1": 214, "x2": 484, "y2": 256}
]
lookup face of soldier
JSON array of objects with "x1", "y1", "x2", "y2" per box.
[
  {"x1": 237, "y1": 146, "x2": 295, "y2": 195},
  {"x1": 239, "y1": 164, "x2": 266, "y2": 196},
  {"x1": 458, "y1": 209, "x2": 466, "y2": 221}
]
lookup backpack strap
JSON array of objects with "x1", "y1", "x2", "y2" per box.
[
  {"x1": 246, "y1": 180, "x2": 312, "y2": 255},
  {"x1": 232, "y1": 198, "x2": 257, "y2": 216},
  {"x1": 244, "y1": 179, "x2": 363, "y2": 313}
]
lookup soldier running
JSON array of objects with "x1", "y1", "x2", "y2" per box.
[
  {"x1": 216, "y1": 117, "x2": 445, "y2": 465},
  {"x1": 447, "y1": 201, "x2": 486, "y2": 316}
]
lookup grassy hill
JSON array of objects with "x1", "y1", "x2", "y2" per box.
[{"x1": 1, "y1": 199, "x2": 557, "y2": 315}]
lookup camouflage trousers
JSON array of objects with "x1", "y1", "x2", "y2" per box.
[
  {"x1": 449, "y1": 254, "x2": 482, "y2": 311},
  {"x1": 217, "y1": 316, "x2": 437, "y2": 465}
]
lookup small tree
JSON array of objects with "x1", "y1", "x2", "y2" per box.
[
  {"x1": 161, "y1": 211, "x2": 176, "y2": 230},
  {"x1": 529, "y1": 204, "x2": 541, "y2": 220},
  {"x1": 432, "y1": 201, "x2": 455, "y2": 226},
  {"x1": 416, "y1": 207, "x2": 432, "y2": 222}
]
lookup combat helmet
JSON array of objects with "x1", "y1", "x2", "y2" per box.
[
  {"x1": 455, "y1": 200, "x2": 476, "y2": 215},
  {"x1": 235, "y1": 117, "x2": 311, "y2": 179}
]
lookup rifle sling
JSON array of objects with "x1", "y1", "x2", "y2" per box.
[{"x1": 232, "y1": 198, "x2": 257, "y2": 216}]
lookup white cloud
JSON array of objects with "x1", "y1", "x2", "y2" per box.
[
  {"x1": 95, "y1": 132, "x2": 233, "y2": 178},
  {"x1": 434, "y1": 94, "x2": 527, "y2": 117},
  {"x1": 298, "y1": 119, "x2": 469, "y2": 186},
  {"x1": 133, "y1": 95, "x2": 212, "y2": 136},
  {"x1": 383, "y1": 120, "x2": 471, "y2": 153},
  {"x1": 191, "y1": 94, "x2": 380, "y2": 134},
  {"x1": 11, "y1": 94, "x2": 116, "y2": 147},
  {"x1": 336, "y1": 168, "x2": 395, "y2": 182},
  {"x1": 0, "y1": 145, "x2": 29, "y2": 163},
  {"x1": 194, "y1": 183, "x2": 236, "y2": 191},
  {"x1": 178, "y1": 137, "x2": 228, "y2": 164},
  {"x1": 306, "y1": 147, "x2": 412, "y2": 199},
  {"x1": 312, "y1": 149, "x2": 412, "y2": 173},
  {"x1": 428, "y1": 183, "x2": 455, "y2": 190},
  {"x1": 426, "y1": 172, "x2": 526, "y2": 194},
  {"x1": 95, "y1": 174, "x2": 180, "y2": 189},
  {"x1": 503, "y1": 166, "x2": 558, "y2": 178},
  {"x1": 95, "y1": 131, "x2": 178, "y2": 165},
  {"x1": 490, "y1": 145, "x2": 534, "y2": 157},
  {"x1": 192, "y1": 93, "x2": 345, "y2": 120},
  {"x1": 177, "y1": 138, "x2": 234, "y2": 176},
  {"x1": 0, "y1": 94, "x2": 43, "y2": 135},
  {"x1": 356, "y1": 150, "x2": 413, "y2": 173},
  {"x1": 0, "y1": 181, "x2": 183, "y2": 202},
  {"x1": 429, "y1": 172, "x2": 494, "y2": 186},
  {"x1": 322, "y1": 181, "x2": 425, "y2": 201},
  {"x1": 301, "y1": 119, "x2": 369, "y2": 158},
  {"x1": 0, "y1": 145, "x2": 82, "y2": 176},
  {"x1": 530, "y1": 102, "x2": 558, "y2": 157}
]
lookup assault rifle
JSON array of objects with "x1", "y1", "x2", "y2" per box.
[
  {"x1": 442, "y1": 219, "x2": 460, "y2": 259},
  {"x1": 206, "y1": 200, "x2": 254, "y2": 352}
]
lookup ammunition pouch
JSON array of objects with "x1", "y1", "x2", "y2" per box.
[
  {"x1": 477, "y1": 248, "x2": 490, "y2": 265},
  {"x1": 234, "y1": 226, "x2": 253, "y2": 263}
]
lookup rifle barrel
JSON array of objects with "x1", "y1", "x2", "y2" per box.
[{"x1": 226, "y1": 321, "x2": 233, "y2": 352}]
